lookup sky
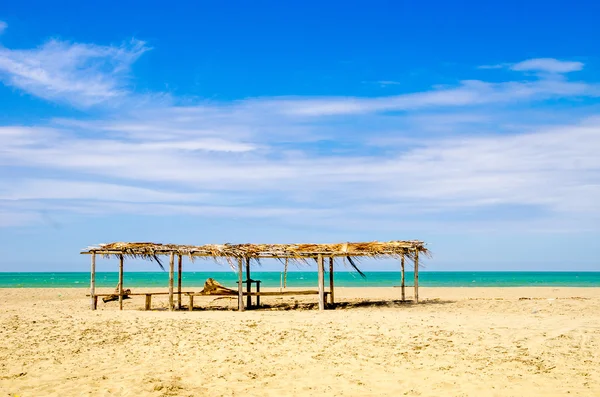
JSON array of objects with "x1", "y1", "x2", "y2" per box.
[{"x1": 0, "y1": 1, "x2": 599, "y2": 272}]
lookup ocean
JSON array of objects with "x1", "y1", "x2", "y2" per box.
[{"x1": 1, "y1": 271, "x2": 599, "y2": 288}]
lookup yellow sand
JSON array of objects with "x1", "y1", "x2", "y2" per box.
[{"x1": 1, "y1": 287, "x2": 599, "y2": 396}]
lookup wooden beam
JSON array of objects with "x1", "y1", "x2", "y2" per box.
[
  {"x1": 246, "y1": 257, "x2": 252, "y2": 309},
  {"x1": 90, "y1": 252, "x2": 96, "y2": 310},
  {"x1": 329, "y1": 256, "x2": 335, "y2": 305},
  {"x1": 318, "y1": 254, "x2": 325, "y2": 311},
  {"x1": 177, "y1": 254, "x2": 182, "y2": 310},
  {"x1": 169, "y1": 252, "x2": 175, "y2": 311},
  {"x1": 401, "y1": 253, "x2": 405, "y2": 301},
  {"x1": 118, "y1": 255, "x2": 124, "y2": 311},
  {"x1": 184, "y1": 290, "x2": 330, "y2": 297},
  {"x1": 414, "y1": 249, "x2": 419, "y2": 303},
  {"x1": 238, "y1": 257, "x2": 244, "y2": 312},
  {"x1": 188, "y1": 295, "x2": 194, "y2": 312},
  {"x1": 145, "y1": 294, "x2": 152, "y2": 311},
  {"x1": 90, "y1": 291, "x2": 194, "y2": 297}
]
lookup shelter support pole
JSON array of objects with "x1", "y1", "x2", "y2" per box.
[
  {"x1": 401, "y1": 253, "x2": 405, "y2": 301},
  {"x1": 284, "y1": 258, "x2": 289, "y2": 288},
  {"x1": 90, "y1": 252, "x2": 96, "y2": 310},
  {"x1": 238, "y1": 257, "x2": 244, "y2": 312},
  {"x1": 256, "y1": 281, "x2": 261, "y2": 306},
  {"x1": 414, "y1": 249, "x2": 419, "y2": 303},
  {"x1": 169, "y1": 252, "x2": 175, "y2": 311},
  {"x1": 329, "y1": 257, "x2": 335, "y2": 305},
  {"x1": 118, "y1": 255, "x2": 124, "y2": 311},
  {"x1": 246, "y1": 257, "x2": 252, "y2": 308},
  {"x1": 177, "y1": 254, "x2": 182, "y2": 310},
  {"x1": 318, "y1": 254, "x2": 325, "y2": 311}
]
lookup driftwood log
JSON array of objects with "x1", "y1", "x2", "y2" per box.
[
  {"x1": 102, "y1": 283, "x2": 132, "y2": 303},
  {"x1": 199, "y1": 278, "x2": 237, "y2": 295}
]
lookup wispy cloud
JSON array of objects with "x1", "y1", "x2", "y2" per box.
[
  {"x1": 0, "y1": 38, "x2": 149, "y2": 107},
  {"x1": 1, "y1": 34, "x2": 594, "y2": 118},
  {"x1": 2, "y1": 112, "x2": 600, "y2": 231},
  {"x1": 511, "y1": 58, "x2": 584, "y2": 73},
  {"x1": 480, "y1": 58, "x2": 584, "y2": 74},
  {"x1": 0, "y1": 21, "x2": 7, "y2": 35},
  {"x1": 255, "y1": 76, "x2": 598, "y2": 117},
  {"x1": 0, "y1": 34, "x2": 599, "y2": 233},
  {"x1": 374, "y1": 80, "x2": 402, "y2": 87},
  {"x1": 478, "y1": 63, "x2": 507, "y2": 70},
  {"x1": 0, "y1": 179, "x2": 210, "y2": 203}
]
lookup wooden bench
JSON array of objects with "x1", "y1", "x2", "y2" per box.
[
  {"x1": 88, "y1": 292, "x2": 194, "y2": 310},
  {"x1": 186, "y1": 290, "x2": 330, "y2": 311}
]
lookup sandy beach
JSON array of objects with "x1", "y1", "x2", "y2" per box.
[{"x1": 1, "y1": 287, "x2": 599, "y2": 396}]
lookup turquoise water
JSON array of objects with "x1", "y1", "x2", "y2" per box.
[{"x1": 1, "y1": 272, "x2": 599, "y2": 288}]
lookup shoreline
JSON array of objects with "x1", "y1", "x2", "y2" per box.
[
  {"x1": 2, "y1": 285, "x2": 600, "y2": 289},
  {"x1": 2, "y1": 270, "x2": 599, "y2": 272}
]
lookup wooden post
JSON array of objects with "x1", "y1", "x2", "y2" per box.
[
  {"x1": 284, "y1": 258, "x2": 288, "y2": 288},
  {"x1": 90, "y1": 252, "x2": 96, "y2": 310},
  {"x1": 414, "y1": 249, "x2": 419, "y2": 303},
  {"x1": 169, "y1": 252, "x2": 175, "y2": 311},
  {"x1": 329, "y1": 257, "x2": 335, "y2": 305},
  {"x1": 238, "y1": 257, "x2": 244, "y2": 312},
  {"x1": 145, "y1": 294, "x2": 152, "y2": 311},
  {"x1": 177, "y1": 254, "x2": 182, "y2": 310},
  {"x1": 401, "y1": 253, "x2": 406, "y2": 301},
  {"x1": 189, "y1": 295, "x2": 194, "y2": 311},
  {"x1": 317, "y1": 254, "x2": 325, "y2": 311},
  {"x1": 256, "y1": 281, "x2": 261, "y2": 307},
  {"x1": 246, "y1": 257, "x2": 252, "y2": 309},
  {"x1": 118, "y1": 255, "x2": 124, "y2": 311}
]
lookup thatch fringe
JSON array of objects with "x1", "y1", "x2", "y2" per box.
[{"x1": 346, "y1": 256, "x2": 367, "y2": 279}]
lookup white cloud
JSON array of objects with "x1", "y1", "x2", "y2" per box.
[
  {"x1": 0, "y1": 38, "x2": 149, "y2": 107},
  {"x1": 0, "y1": 34, "x2": 595, "y2": 117},
  {"x1": 0, "y1": 21, "x2": 7, "y2": 35},
  {"x1": 2, "y1": 114, "x2": 600, "y2": 231},
  {"x1": 252, "y1": 77, "x2": 598, "y2": 117},
  {"x1": 511, "y1": 58, "x2": 584, "y2": 73},
  {"x1": 480, "y1": 58, "x2": 584, "y2": 74},
  {"x1": 0, "y1": 179, "x2": 209, "y2": 203},
  {"x1": 477, "y1": 63, "x2": 507, "y2": 70},
  {"x1": 0, "y1": 46, "x2": 599, "y2": 232},
  {"x1": 376, "y1": 80, "x2": 402, "y2": 87}
]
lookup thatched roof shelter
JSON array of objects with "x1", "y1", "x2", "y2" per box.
[
  {"x1": 81, "y1": 240, "x2": 429, "y2": 312},
  {"x1": 81, "y1": 240, "x2": 428, "y2": 261}
]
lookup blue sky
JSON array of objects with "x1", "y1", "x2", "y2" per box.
[{"x1": 0, "y1": 1, "x2": 599, "y2": 272}]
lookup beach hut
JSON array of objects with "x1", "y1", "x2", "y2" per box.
[{"x1": 81, "y1": 240, "x2": 429, "y2": 311}]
